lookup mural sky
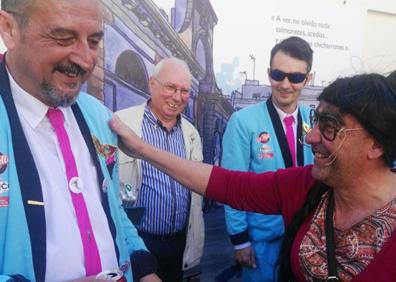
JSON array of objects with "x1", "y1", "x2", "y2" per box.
[
  {"x1": 0, "y1": 0, "x2": 368, "y2": 97},
  {"x1": 154, "y1": 0, "x2": 366, "y2": 96}
]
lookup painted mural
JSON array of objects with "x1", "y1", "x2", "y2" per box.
[
  {"x1": 92, "y1": 0, "x2": 327, "y2": 166},
  {"x1": 96, "y1": 0, "x2": 234, "y2": 166}
]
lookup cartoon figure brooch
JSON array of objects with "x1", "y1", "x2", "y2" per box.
[
  {"x1": 257, "y1": 131, "x2": 274, "y2": 159},
  {"x1": 92, "y1": 135, "x2": 117, "y2": 165}
]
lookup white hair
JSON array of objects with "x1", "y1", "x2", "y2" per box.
[{"x1": 152, "y1": 57, "x2": 191, "y2": 81}]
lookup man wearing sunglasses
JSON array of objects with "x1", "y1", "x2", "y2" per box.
[
  {"x1": 117, "y1": 57, "x2": 204, "y2": 282},
  {"x1": 222, "y1": 36, "x2": 314, "y2": 281}
]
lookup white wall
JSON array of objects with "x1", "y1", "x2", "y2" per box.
[
  {"x1": 362, "y1": 0, "x2": 396, "y2": 75},
  {"x1": 330, "y1": 0, "x2": 396, "y2": 75}
]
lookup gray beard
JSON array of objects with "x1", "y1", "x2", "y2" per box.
[{"x1": 41, "y1": 82, "x2": 78, "y2": 107}]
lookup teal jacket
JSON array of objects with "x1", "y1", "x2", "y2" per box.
[
  {"x1": 222, "y1": 100, "x2": 313, "y2": 281},
  {"x1": 0, "y1": 60, "x2": 148, "y2": 281}
]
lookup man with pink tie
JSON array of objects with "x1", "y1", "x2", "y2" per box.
[
  {"x1": 0, "y1": 0, "x2": 159, "y2": 281},
  {"x1": 222, "y1": 37, "x2": 314, "y2": 281}
]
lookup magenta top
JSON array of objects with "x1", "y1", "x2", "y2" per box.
[{"x1": 206, "y1": 165, "x2": 396, "y2": 281}]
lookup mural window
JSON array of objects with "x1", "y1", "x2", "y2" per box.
[
  {"x1": 115, "y1": 50, "x2": 149, "y2": 93},
  {"x1": 195, "y1": 39, "x2": 207, "y2": 72}
]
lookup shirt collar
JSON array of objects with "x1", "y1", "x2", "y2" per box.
[
  {"x1": 144, "y1": 100, "x2": 181, "y2": 130},
  {"x1": 7, "y1": 66, "x2": 71, "y2": 129},
  {"x1": 273, "y1": 103, "x2": 298, "y2": 123}
]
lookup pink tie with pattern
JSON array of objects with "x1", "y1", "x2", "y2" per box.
[
  {"x1": 283, "y1": 115, "x2": 296, "y2": 167},
  {"x1": 47, "y1": 108, "x2": 102, "y2": 276}
]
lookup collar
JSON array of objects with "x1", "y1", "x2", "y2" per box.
[
  {"x1": 273, "y1": 103, "x2": 298, "y2": 123},
  {"x1": 7, "y1": 66, "x2": 71, "y2": 129},
  {"x1": 144, "y1": 100, "x2": 182, "y2": 130}
]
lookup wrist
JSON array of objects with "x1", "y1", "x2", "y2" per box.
[{"x1": 234, "y1": 241, "x2": 251, "y2": 250}]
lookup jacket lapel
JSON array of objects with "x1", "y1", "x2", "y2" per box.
[
  {"x1": 296, "y1": 111, "x2": 304, "y2": 166},
  {"x1": 266, "y1": 98, "x2": 305, "y2": 168},
  {"x1": 266, "y1": 98, "x2": 293, "y2": 168},
  {"x1": 0, "y1": 59, "x2": 46, "y2": 282}
]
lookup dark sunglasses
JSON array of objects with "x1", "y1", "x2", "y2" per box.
[{"x1": 269, "y1": 69, "x2": 307, "y2": 84}]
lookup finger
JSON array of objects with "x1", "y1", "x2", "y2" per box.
[
  {"x1": 108, "y1": 115, "x2": 119, "y2": 135},
  {"x1": 109, "y1": 115, "x2": 134, "y2": 157},
  {"x1": 237, "y1": 253, "x2": 251, "y2": 266},
  {"x1": 109, "y1": 114, "x2": 125, "y2": 135},
  {"x1": 235, "y1": 252, "x2": 246, "y2": 265}
]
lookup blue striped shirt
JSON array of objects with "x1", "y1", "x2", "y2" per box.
[{"x1": 137, "y1": 104, "x2": 191, "y2": 235}]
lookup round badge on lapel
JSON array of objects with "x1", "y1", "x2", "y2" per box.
[
  {"x1": 69, "y1": 177, "x2": 83, "y2": 194},
  {"x1": 0, "y1": 180, "x2": 9, "y2": 193},
  {"x1": 102, "y1": 178, "x2": 109, "y2": 193}
]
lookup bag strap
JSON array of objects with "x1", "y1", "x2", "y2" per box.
[{"x1": 325, "y1": 190, "x2": 339, "y2": 281}]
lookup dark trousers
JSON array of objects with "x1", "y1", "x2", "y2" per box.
[{"x1": 138, "y1": 230, "x2": 187, "y2": 282}]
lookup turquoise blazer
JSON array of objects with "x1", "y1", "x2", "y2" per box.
[
  {"x1": 222, "y1": 100, "x2": 314, "y2": 281},
  {"x1": 0, "y1": 60, "x2": 147, "y2": 282}
]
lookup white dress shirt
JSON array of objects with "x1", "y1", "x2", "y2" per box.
[
  {"x1": 274, "y1": 103, "x2": 298, "y2": 157},
  {"x1": 8, "y1": 70, "x2": 118, "y2": 281}
]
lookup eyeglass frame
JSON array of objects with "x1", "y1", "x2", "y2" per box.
[
  {"x1": 153, "y1": 77, "x2": 191, "y2": 97},
  {"x1": 308, "y1": 109, "x2": 363, "y2": 142},
  {"x1": 268, "y1": 69, "x2": 308, "y2": 84}
]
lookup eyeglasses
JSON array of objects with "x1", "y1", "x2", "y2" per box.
[
  {"x1": 154, "y1": 77, "x2": 190, "y2": 97},
  {"x1": 309, "y1": 109, "x2": 363, "y2": 141},
  {"x1": 269, "y1": 69, "x2": 307, "y2": 84}
]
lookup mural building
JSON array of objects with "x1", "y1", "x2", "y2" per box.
[
  {"x1": 88, "y1": 0, "x2": 233, "y2": 165},
  {"x1": 85, "y1": 0, "x2": 321, "y2": 166}
]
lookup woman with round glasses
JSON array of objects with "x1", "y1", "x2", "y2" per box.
[{"x1": 110, "y1": 73, "x2": 396, "y2": 282}]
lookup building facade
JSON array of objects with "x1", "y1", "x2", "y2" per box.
[
  {"x1": 85, "y1": 0, "x2": 235, "y2": 165},
  {"x1": 84, "y1": 0, "x2": 323, "y2": 166}
]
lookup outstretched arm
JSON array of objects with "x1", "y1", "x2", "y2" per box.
[{"x1": 109, "y1": 114, "x2": 212, "y2": 196}]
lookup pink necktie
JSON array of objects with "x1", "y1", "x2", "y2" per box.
[
  {"x1": 283, "y1": 115, "x2": 296, "y2": 167},
  {"x1": 47, "y1": 108, "x2": 102, "y2": 276}
]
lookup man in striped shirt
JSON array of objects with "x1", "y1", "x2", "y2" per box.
[{"x1": 117, "y1": 57, "x2": 205, "y2": 282}]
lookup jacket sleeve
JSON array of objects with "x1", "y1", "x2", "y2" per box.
[
  {"x1": 116, "y1": 107, "x2": 142, "y2": 204},
  {"x1": 222, "y1": 113, "x2": 252, "y2": 246},
  {"x1": 190, "y1": 127, "x2": 203, "y2": 162},
  {"x1": 181, "y1": 124, "x2": 205, "y2": 270}
]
